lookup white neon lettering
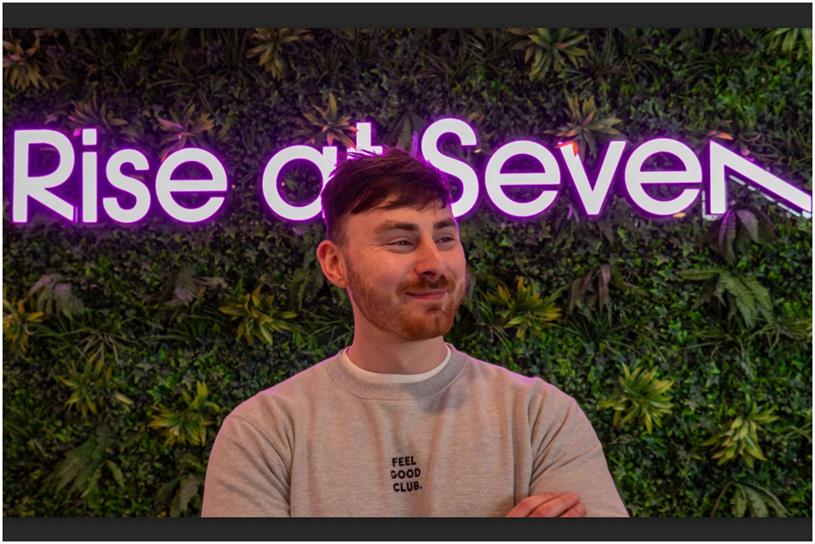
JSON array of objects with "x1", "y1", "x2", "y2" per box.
[
  {"x1": 103, "y1": 149, "x2": 151, "y2": 224},
  {"x1": 624, "y1": 138, "x2": 702, "y2": 217},
  {"x1": 81, "y1": 129, "x2": 98, "y2": 223},
  {"x1": 707, "y1": 141, "x2": 812, "y2": 216},
  {"x1": 13, "y1": 129, "x2": 76, "y2": 223},
  {"x1": 9, "y1": 121, "x2": 813, "y2": 226},
  {"x1": 261, "y1": 145, "x2": 338, "y2": 222},
  {"x1": 484, "y1": 140, "x2": 560, "y2": 218},
  {"x1": 560, "y1": 141, "x2": 626, "y2": 217},
  {"x1": 420, "y1": 118, "x2": 479, "y2": 218},
  {"x1": 352, "y1": 122, "x2": 383, "y2": 156},
  {"x1": 82, "y1": 128, "x2": 97, "y2": 146},
  {"x1": 155, "y1": 148, "x2": 227, "y2": 223}
]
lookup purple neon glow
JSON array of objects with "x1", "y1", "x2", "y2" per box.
[
  {"x1": 484, "y1": 139, "x2": 561, "y2": 219},
  {"x1": 13, "y1": 129, "x2": 76, "y2": 223},
  {"x1": 103, "y1": 149, "x2": 151, "y2": 224},
  {"x1": 81, "y1": 129, "x2": 99, "y2": 223},
  {"x1": 260, "y1": 145, "x2": 337, "y2": 223},
  {"x1": 420, "y1": 118, "x2": 480, "y2": 219},
  {"x1": 622, "y1": 138, "x2": 703, "y2": 219},
  {"x1": 353, "y1": 122, "x2": 384, "y2": 157},
  {"x1": 11, "y1": 129, "x2": 229, "y2": 225},
  {"x1": 155, "y1": 148, "x2": 228, "y2": 224},
  {"x1": 9, "y1": 122, "x2": 812, "y2": 226},
  {"x1": 558, "y1": 140, "x2": 626, "y2": 219},
  {"x1": 706, "y1": 140, "x2": 812, "y2": 216}
]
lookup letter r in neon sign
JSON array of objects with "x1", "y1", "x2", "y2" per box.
[{"x1": 12, "y1": 129, "x2": 76, "y2": 223}]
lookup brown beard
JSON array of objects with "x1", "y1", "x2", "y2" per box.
[{"x1": 345, "y1": 263, "x2": 467, "y2": 341}]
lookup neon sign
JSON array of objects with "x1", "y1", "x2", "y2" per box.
[{"x1": 10, "y1": 119, "x2": 813, "y2": 226}]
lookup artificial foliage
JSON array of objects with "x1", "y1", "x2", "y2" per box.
[{"x1": 2, "y1": 28, "x2": 811, "y2": 517}]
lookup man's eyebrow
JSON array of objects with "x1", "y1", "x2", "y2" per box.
[
  {"x1": 373, "y1": 219, "x2": 457, "y2": 234},
  {"x1": 433, "y1": 218, "x2": 457, "y2": 230}
]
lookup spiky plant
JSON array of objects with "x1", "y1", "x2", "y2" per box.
[
  {"x1": 300, "y1": 92, "x2": 356, "y2": 147},
  {"x1": 247, "y1": 28, "x2": 312, "y2": 79},
  {"x1": 579, "y1": 31, "x2": 622, "y2": 96},
  {"x1": 156, "y1": 453, "x2": 206, "y2": 517},
  {"x1": 157, "y1": 104, "x2": 216, "y2": 159},
  {"x1": 219, "y1": 285, "x2": 297, "y2": 346},
  {"x1": 389, "y1": 108, "x2": 426, "y2": 151},
  {"x1": 67, "y1": 93, "x2": 138, "y2": 144},
  {"x1": 551, "y1": 94, "x2": 622, "y2": 159},
  {"x1": 599, "y1": 364, "x2": 674, "y2": 434},
  {"x1": 3, "y1": 291, "x2": 44, "y2": 355},
  {"x1": 3, "y1": 35, "x2": 51, "y2": 91},
  {"x1": 45, "y1": 427, "x2": 126, "y2": 501},
  {"x1": 28, "y1": 273, "x2": 85, "y2": 320},
  {"x1": 702, "y1": 397, "x2": 777, "y2": 468},
  {"x1": 766, "y1": 28, "x2": 812, "y2": 60},
  {"x1": 567, "y1": 264, "x2": 612, "y2": 314},
  {"x1": 57, "y1": 353, "x2": 113, "y2": 419},
  {"x1": 509, "y1": 28, "x2": 588, "y2": 80},
  {"x1": 485, "y1": 277, "x2": 561, "y2": 341},
  {"x1": 148, "y1": 381, "x2": 221, "y2": 446}
]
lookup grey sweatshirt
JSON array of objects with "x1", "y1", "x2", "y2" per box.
[{"x1": 201, "y1": 345, "x2": 628, "y2": 517}]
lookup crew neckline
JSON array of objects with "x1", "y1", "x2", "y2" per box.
[
  {"x1": 339, "y1": 344, "x2": 451, "y2": 384},
  {"x1": 325, "y1": 343, "x2": 468, "y2": 400}
]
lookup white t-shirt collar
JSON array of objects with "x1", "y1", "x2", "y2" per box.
[{"x1": 339, "y1": 344, "x2": 452, "y2": 384}]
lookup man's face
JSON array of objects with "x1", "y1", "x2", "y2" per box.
[{"x1": 336, "y1": 202, "x2": 468, "y2": 341}]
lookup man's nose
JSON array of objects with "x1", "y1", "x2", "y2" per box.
[{"x1": 414, "y1": 237, "x2": 444, "y2": 277}]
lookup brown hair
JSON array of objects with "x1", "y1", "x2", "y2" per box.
[{"x1": 320, "y1": 148, "x2": 453, "y2": 244}]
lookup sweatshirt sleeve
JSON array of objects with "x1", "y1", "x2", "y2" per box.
[
  {"x1": 528, "y1": 384, "x2": 629, "y2": 517},
  {"x1": 201, "y1": 413, "x2": 291, "y2": 517}
]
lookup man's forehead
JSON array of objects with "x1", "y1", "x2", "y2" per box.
[{"x1": 356, "y1": 201, "x2": 455, "y2": 226}]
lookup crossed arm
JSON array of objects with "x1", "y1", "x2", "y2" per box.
[
  {"x1": 506, "y1": 492, "x2": 587, "y2": 517},
  {"x1": 512, "y1": 386, "x2": 629, "y2": 517}
]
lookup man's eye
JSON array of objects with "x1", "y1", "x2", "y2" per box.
[{"x1": 387, "y1": 237, "x2": 455, "y2": 248}]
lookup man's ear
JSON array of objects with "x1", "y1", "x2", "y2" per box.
[{"x1": 316, "y1": 240, "x2": 348, "y2": 289}]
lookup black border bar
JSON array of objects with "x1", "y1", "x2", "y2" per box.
[
  {"x1": 3, "y1": 517, "x2": 813, "y2": 541},
  {"x1": 3, "y1": 3, "x2": 813, "y2": 29}
]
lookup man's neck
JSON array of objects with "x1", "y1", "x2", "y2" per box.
[{"x1": 346, "y1": 332, "x2": 448, "y2": 374}]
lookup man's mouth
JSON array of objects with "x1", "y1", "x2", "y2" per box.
[{"x1": 406, "y1": 290, "x2": 447, "y2": 301}]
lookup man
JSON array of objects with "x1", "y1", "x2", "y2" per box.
[{"x1": 201, "y1": 149, "x2": 628, "y2": 517}]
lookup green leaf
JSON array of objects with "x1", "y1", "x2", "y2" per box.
[
  {"x1": 157, "y1": 477, "x2": 179, "y2": 507},
  {"x1": 736, "y1": 209, "x2": 760, "y2": 243},
  {"x1": 178, "y1": 474, "x2": 202, "y2": 513},
  {"x1": 732, "y1": 485, "x2": 747, "y2": 517},
  {"x1": 106, "y1": 460, "x2": 125, "y2": 489},
  {"x1": 679, "y1": 268, "x2": 721, "y2": 281},
  {"x1": 114, "y1": 392, "x2": 134, "y2": 406},
  {"x1": 744, "y1": 485, "x2": 769, "y2": 517},
  {"x1": 744, "y1": 482, "x2": 789, "y2": 517}
]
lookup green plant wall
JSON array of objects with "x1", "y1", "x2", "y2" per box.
[{"x1": 3, "y1": 28, "x2": 812, "y2": 517}]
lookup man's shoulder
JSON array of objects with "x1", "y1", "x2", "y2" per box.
[
  {"x1": 457, "y1": 349, "x2": 576, "y2": 406},
  {"x1": 229, "y1": 353, "x2": 338, "y2": 421}
]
